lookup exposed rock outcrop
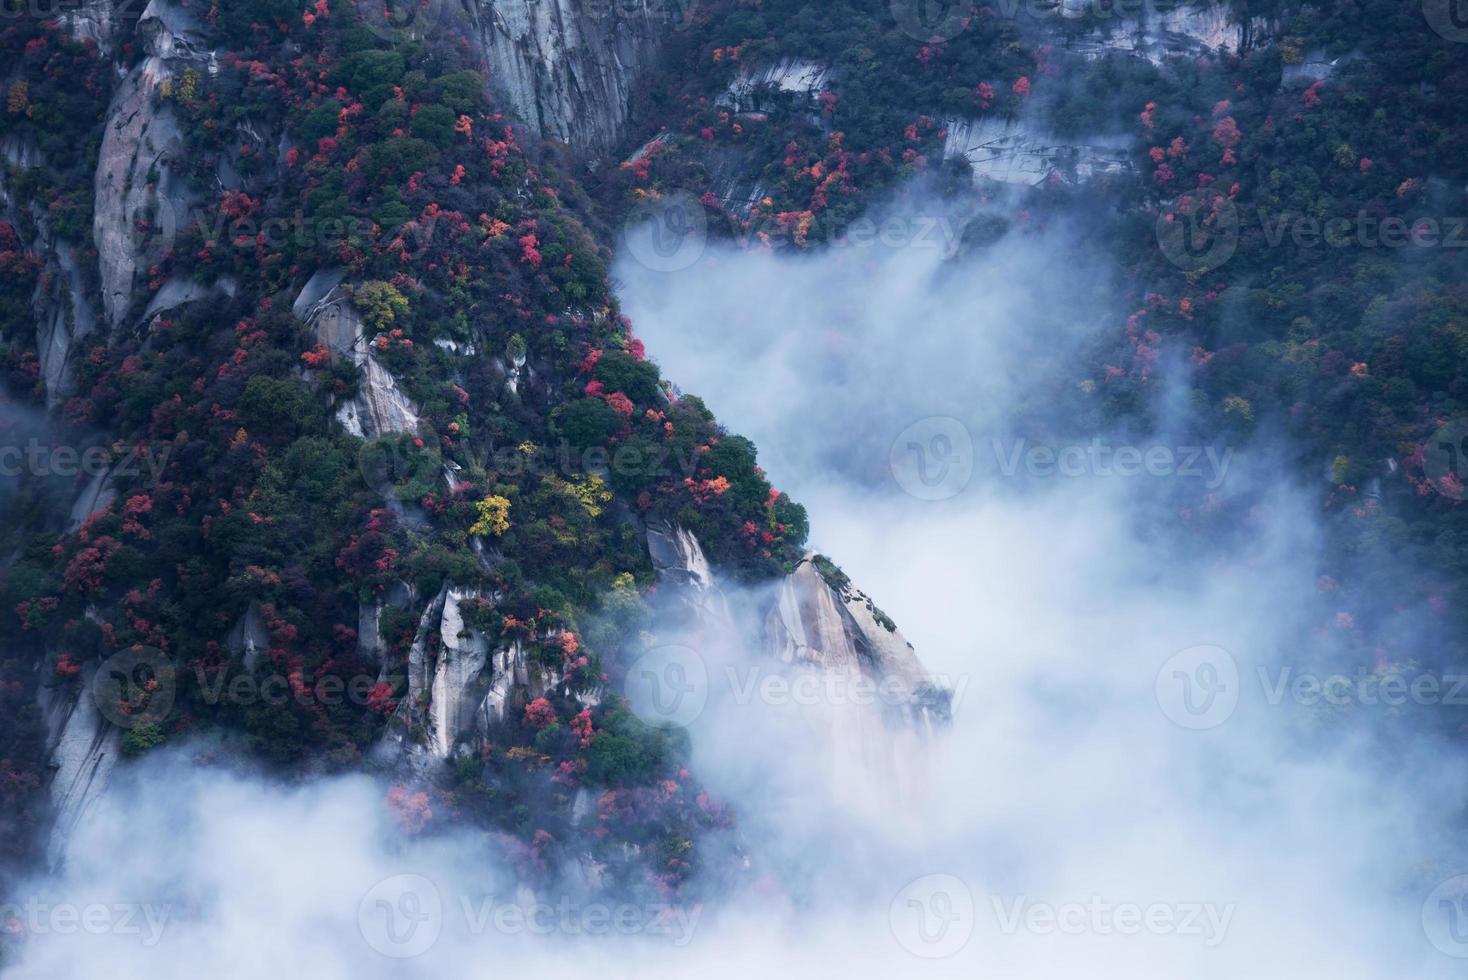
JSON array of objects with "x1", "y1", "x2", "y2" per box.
[
  {"x1": 1061, "y1": 0, "x2": 1274, "y2": 63},
  {"x1": 6, "y1": 129, "x2": 93, "y2": 408},
  {"x1": 468, "y1": 0, "x2": 678, "y2": 155},
  {"x1": 225, "y1": 602, "x2": 270, "y2": 672},
  {"x1": 646, "y1": 520, "x2": 731, "y2": 629},
  {"x1": 141, "y1": 274, "x2": 237, "y2": 322},
  {"x1": 345, "y1": 348, "x2": 423, "y2": 440},
  {"x1": 716, "y1": 59, "x2": 831, "y2": 114},
  {"x1": 705, "y1": 146, "x2": 766, "y2": 217},
  {"x1": 66, "y1": 459, "x2": 120, "y2": 531},
  {"x1": 1281, "y1": 49, "x2": 1357, "y2": 83},
  {"x1": 93, "y1": 0, "x2": 207, "y2": 328},
  {"x1": 643, "y1": 523, "x2": 948, "y2": 808},
  {"x1": 294, "y1": 272, "x2": 420, "y2": 440},
  {"x1": 57, "y1": 0, "x2": 117, "y2": 54},
  {"x1": 767, "y1": 555, "x2": 949, "y2": 728},
  {"x1": 647, "y1": 522, "x2": 950, "y2": 730},
  {"x1": 943, "y1": 116, "x2": 1132, "y2": 187},
  {"x1": 39, "y1": 670, "x2": 120, "y2": 869},
  {"x1": 33, "y1": 241, "x2": 98, "y2": 407},
  {"x1": 425, "y1": 586, "x2": 494, "y2": 758},
  {"x1": 358, "y1": 603, "x2": 385, "y2": 667},
  {"x1": 504, "y1": 349, "x2": 529, "y2": 396},
  {"x1": 376, "y1": 585, "x2": 591, "y2": 768}
]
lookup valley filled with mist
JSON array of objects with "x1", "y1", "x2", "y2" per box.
[{"x1": 2, "y1": 0, "x2": 1467, "y2": 974}]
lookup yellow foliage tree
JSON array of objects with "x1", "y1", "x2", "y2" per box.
[
  {"x1": 1222, "y1": 395, "x2": 1254, "y2": 423},
  {"x1": 6, "y1": 81, "x2": 29, "y2": 116},
  {"x1": 175, "y1": 67, "x2": 201, "y2": 103},
  {"x1": 352, "y1": 280, "x2": 409, "y2": 331},
  {"x1": 470, "y1": 495, "x2": 511, "y2": 537},
  {"x1": 564, "y1": 475, "x2": 612, "y2": 518}
]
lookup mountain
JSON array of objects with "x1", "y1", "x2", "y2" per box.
[
  {"x1": 0, "y1": 0, "x2": 949, "y2": 894},
  {"x1": 2, "y1": 0, "x2": 1468, "y2": 961}
]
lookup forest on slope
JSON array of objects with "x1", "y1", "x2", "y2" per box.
[{"x1": 1, "y1": 0, "x2": 1466, "y2": 926}]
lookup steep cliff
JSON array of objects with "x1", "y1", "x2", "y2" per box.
[
  {"x1": 646, "y1": 520, "x2": 731, "y2": 628},
  {"x1": 295, "y1": 272, "x2": 421, "y2": 440},
  {"x1": 468, "y1": 0, "x2": 679, "y2": 155},
  {"x1": 374, "y1": 584, "x2": 597, "y2": 769},
  {"x1": 38, "y1": 666, "x2": 121, "y2": 869},
  {"x1": 368, "y1": 517, "x2": 946, "y2": 781},
  {"x1": 648, "y1": 520, "x2": 948, "y2": 730},
  {"x1": 93, "y1": 0, "x2": 206, "y2": 331},
  {"x1": 1061, "y1": 0, "x2": 1274, "y2": 62},
  {"x1": 642, "y1": 521, "x2": 948, "y2": 809},
  {"x1": 942, "y1": 116, "x2": 1133, "y2": 186},
  {"x1": 5, "y1": 132, "x2": 96, "y2": 410},
  {"x1": 766, "y1": 555, "x2": 948, "y2": 728}
]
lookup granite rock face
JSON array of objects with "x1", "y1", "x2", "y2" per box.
[
  {"x1": 647, "y1": 521, "x2": 950, "y2": 731},
  {"x1": 1059, "y1": 0, "x2": 1273, "y2": 62},
  {"x1": 294, "y1": 272, "x2": 421, "y2": 440},
  {"x1": 40, "y1": 669, "x2": 121, "y2": 870},
  {"x1": 766, "y1": 555, "x2": 950, "y2": 729},
  {"x1": 468, "y1": 0, "x2": 684, "y2": 155},
  {"x1": 943, "y1": 116, "x2": 1133, "y2": 187},
  {"x1": 375, "y1": 585, "x2": 594, "y2": 769},
  {"x1": 644, "y1": 523, "x2": 950, "y2": 806},
  {"x1": 93, "y1": 0, "x2": 208, "y2": 330}
]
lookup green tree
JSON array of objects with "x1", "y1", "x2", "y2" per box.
[
  {"x1": 411, "y1": 104, "x2": 456, "y2": 147},
  {"x1": 352, "y1": 280, "x2": 409, "y2": 331}
]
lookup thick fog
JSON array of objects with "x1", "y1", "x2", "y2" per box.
[
  {"x1": 6, "y1": 190, "x2": 1468, "y2": 978},
  {"x1": 613, "y1": 189, "x2": 1468, "y2": 977}
]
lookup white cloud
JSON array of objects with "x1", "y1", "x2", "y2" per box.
[{"x1": 5, "y1": 192, "x2": 1465, "y2": 978}]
